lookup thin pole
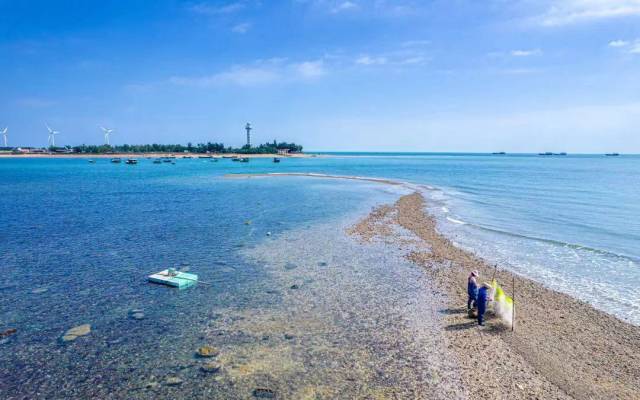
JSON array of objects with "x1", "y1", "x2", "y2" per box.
[
  {"x1": 491, "y1": 264, "x2": 497, "y2": 282},
  {"x1": 512, "y1": 275, "x2": 515, "y2": 332}
]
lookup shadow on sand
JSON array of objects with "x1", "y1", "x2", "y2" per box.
[
  {"x1": 444, "y1": 321, "x2": 477, "y2": 331},
  {"x1": 439, "y1": 308, "x2": 467, "y2": 315}
]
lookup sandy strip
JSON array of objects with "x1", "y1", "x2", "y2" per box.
[
  {"x1": 349, "y1": 192, "x2": 640, "y2": 400},
  {"x1": 232, "y1": 172, "x2": 640, "y2": 399},
  {"x1": 224, "y1": 172, "x2": 403, "y2": 185}
]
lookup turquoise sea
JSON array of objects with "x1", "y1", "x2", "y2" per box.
[{"x1": 1, "y1": 153, "x2": 638, "y2": 398}]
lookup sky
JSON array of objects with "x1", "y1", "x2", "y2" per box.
[{"x1": 1, "y1": 0, "x2": 639, "y2": 152}]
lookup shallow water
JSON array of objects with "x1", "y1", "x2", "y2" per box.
[
  {"x1": 0, "y1": 159, "x2": 462, "y2": 398},
  {"x1": 1, "y1": 154, "x2": 639, "y2": 397}
]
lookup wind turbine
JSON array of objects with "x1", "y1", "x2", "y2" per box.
[
  {"x1": 100, "y1": 126, "x2": 114, "y2": 145},
  {"x1": 46, "y1": 124, "x2": 59, "y2": 147},
  {"x1": 1, "y1": 127, "x2": 7, "y2": 147}
]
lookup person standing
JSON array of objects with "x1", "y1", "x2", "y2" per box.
[
  {"x1": 467, "y1": 270, "x2": 479, "y2": 311},
  {"x1": 477, "y1": 282, "x2": 492, "y2": 326}
]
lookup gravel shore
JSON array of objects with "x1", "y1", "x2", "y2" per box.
[{"x1": 349, "y1": 192, "x2": 640, "y2": 400}]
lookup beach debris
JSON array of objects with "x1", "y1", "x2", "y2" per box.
[
  {"x1": 31, "y1": 287, "x2": 49, "y2": 294},
  {"x1": 289, "y1": 284, "x2": 300, "y2": 290},
  {"x1": 0, "y1": 328, "x2": 17, "y2": 338},
  {"x1": 148, "y1": 269, "x2": 199, "y2": 289},
  {"x1": 284, "y1": 333, "x2": 295, "y2": 340},
  {"x1": 245, "y1": 220, "x2": 252, "y2": 225},
  {"x1": 253, "y1": 387, "x2": 276, "y2": 398},
  {"x1": 266, "y1": 232, "x2": 272, "y2": 236},
  {"x1": 196, "y1": 345, "x2": 219, "y2": 358},
  {"x1": 200, "y1": 362, "x2": 222, "y2": 373},
  {"x1": 62, "y1": 324, "x2": 91, "y2": 342},
  {"x1": 164, "y1": 376, "x2": 183, "y2": 386}
]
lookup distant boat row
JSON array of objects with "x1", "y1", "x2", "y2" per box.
[{"x1": 92, "y1": 156, "x2": 283, "y2": 164}]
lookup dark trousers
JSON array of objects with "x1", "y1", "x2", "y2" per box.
[
  {"x1": 467, "y1": 295, "x2": 476, "y2": 310},
  {"x1": 477, "y1": 306, "x2": 486, "y2": 325}
]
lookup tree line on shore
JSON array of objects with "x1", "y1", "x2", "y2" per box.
[{"x1": 66, "y1": 141, "x2": 303, "y2": 154}]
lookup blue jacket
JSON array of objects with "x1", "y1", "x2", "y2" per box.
[
  {"x1": 467, "y1": 277, "x2": 478, "y2": 298},
  {"x1": 477, "y1": 286, "x2": 489, "y2": 312}
]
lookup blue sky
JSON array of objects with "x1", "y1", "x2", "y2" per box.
[{"x1": 1, "y1": 0, "x2": 639, "y2": 152}]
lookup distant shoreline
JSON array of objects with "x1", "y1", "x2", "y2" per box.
[{"x1": 0, "y1": 152, "x2": 316, "y2": 159}]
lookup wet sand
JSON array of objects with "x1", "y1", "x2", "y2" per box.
[{"x1": 349, "y1": 192, "x2": 640, "y2": 400}]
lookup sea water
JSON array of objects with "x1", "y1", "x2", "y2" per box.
[{"x1": 0, "y1": 154, "x2": 638, "y2": 398}]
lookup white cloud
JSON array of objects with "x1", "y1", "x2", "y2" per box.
[
  {"x1": 534, "y1": 0, "x2": 640, "y2": 26},
  {"x1": 170, "y1": 58, "x2": 326, "y2": 87},
  {"x1": 189, "y1": 2, "x2": 245, "y2": 15},
  {"x1": 511, "y1": 49, "x2": 543, "y2": 57},
  {"x1": 331, "y1": 1, "x2": 359, "y2": 13},
  {"x1": 231, "y1": 22, "x2": 251, "y2": 33},
  {"x1": 607, "y1": 38, "x2": 640, "y2": 53},
  {"x1": 398, "y1": 56, "x2": 426, "y2": 65},
  {"x1": 293, "y1": 60, "x2": 327, "y2": 78},
  {"x1": 609, "y1": 40, "x2": 629, "y2": 47},
  {"x1": 355, "y1": 55, "x2": 388, "y2": 65}
]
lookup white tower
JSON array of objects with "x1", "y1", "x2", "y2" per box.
[{"x1": 245, "y1": 123, "x2": 252, "y2": 147}]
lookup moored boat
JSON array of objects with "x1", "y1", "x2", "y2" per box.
[
  {"x1": 111, "y1": 158, "x2": 122, "y2": 163},
  {"x1": 125, "y1": 159, "x2": 138, "y2": 165}
]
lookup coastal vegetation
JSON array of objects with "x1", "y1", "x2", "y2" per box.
[{"x1": 67, "y1": 141, "x2": 303, "y2": 154}]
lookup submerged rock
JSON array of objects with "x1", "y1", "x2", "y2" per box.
[
  {"x1": 0, "y1": 328, "x2": 17, "y2": 338},
  {"x1": 284, "y1": 333, "x2": 295, "y2": 340},
  {"x1": 253, "y1": 388, "x2": 276, "y2": 398},
  {"x1": 165, "y1": 376, "x2": 183, "y2": 386},
  {"x1": 289, "y1": 284, "x2": 300, "y2": 290},
  {"x1": 62, "y1": 324, "x2": 91, "y2": 342},
  {"x1": 145, "y1": 381, "x2": 159, "y2": 389},
  {"x1": 200, "y1": 362, "x2": 222, "y2": 373},
  {"x1": 318, "y1": 261, "x2": 328, "y2": 267},
  {"x1": 196, "y1": 346, "x2": 219, "y2": 358},
  {"x1": 284, "y1": 263, "x2": 297, "y2": 270},
  {"x1": 131, "y1": 312, "x2": 145, "y2": 320}
]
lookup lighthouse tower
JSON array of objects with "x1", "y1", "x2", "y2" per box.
[{"x1": 245, "y1": 123, "x2": 252, "y2": 147}]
